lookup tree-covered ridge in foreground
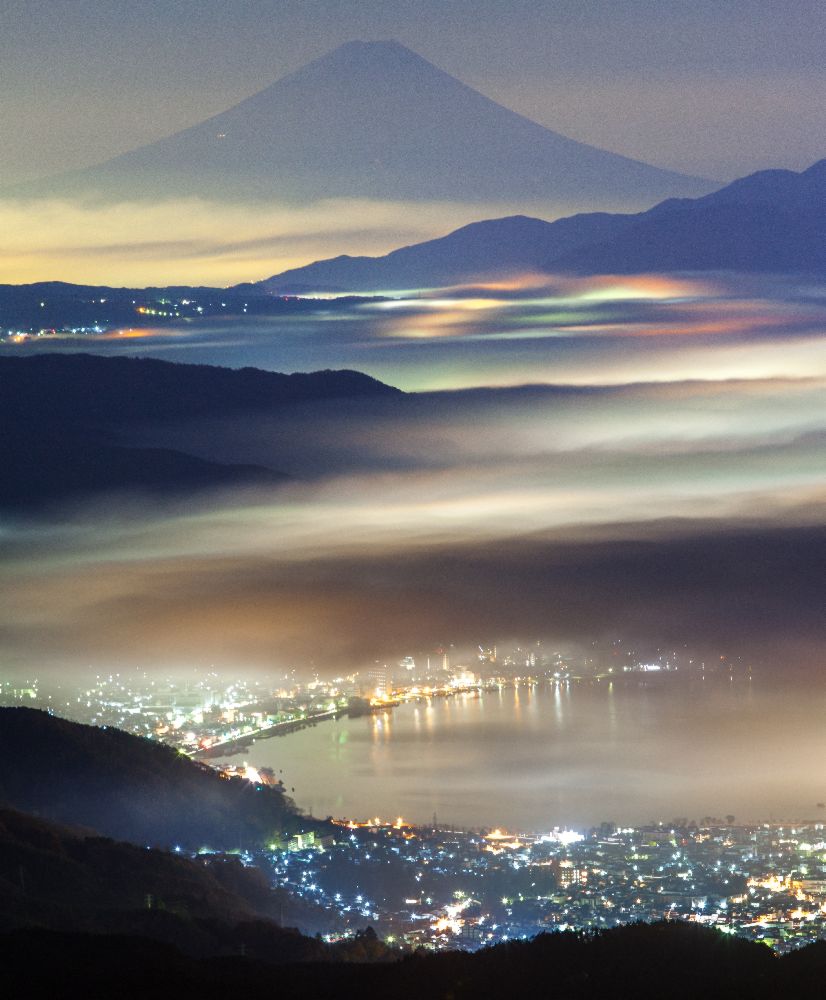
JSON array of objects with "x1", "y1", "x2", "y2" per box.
[
  {"x1": 0, "y1": 807, "x2": 387, "y2": 962},
  {"x1": 5, "y1": 920, "x2": 826, "y2": 999},
  {"x1": 0, "y1": 707, "x2": 324, "y2": 849}
]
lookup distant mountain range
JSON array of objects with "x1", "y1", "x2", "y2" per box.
[
  {"x1": 1, "y1": 158, "x2": 823, "y2": 324},
  {"x1": 10, "y1": 40, "x2": 710, "y2": 209},
  {"x1": 257, "y1": 158, "x2": 826, "y2": 292},
  {"x1": 0, "y1": 355, "x2": 398, "y2": 508}
]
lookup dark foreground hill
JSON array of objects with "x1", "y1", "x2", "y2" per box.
[
  {"x1": 0, "y1": 354, "x2": 398, "y2": 508},
  {"x1": 257, "y1": 158, "x2": 826, "y2": 292},
  {"x1": 0, "y1": 708, "x2": 324, "y2": 849},
  {"x1": 6, "y1": 919, "x2": 826, "y2": 1000},
  {"x1": 0, "y1": 435, "x2": 283, "y2": 508},
  {"x1": 0, "y1": 807, "x2": 344, "y2": 954}
]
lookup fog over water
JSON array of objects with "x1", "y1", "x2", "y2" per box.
[{"x1": 221, "y1": 679, "x2": 826, "y2": 830}]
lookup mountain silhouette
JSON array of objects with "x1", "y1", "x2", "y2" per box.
[
  {"x1": 14, "y1": 40, "x2": 710, "y2": 209},
  {"x1": 255, "y1": 158, "x2": 826, "y2": 291},
  {"x1": 555, "y1": 158, "x2": 826, "y2": 274},
  {"x1": 0, "y1": 355, "x2": 399, "y2": 508},
  {"x1": 0, "y1": 707, "x2": 318, "y2": 849},
  {"x1": 255, "y1": 212, "x2": 630, "y2": 292}
]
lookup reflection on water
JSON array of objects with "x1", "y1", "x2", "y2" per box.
[{"x1": 223, "y1": 679, "x2": 826, "y2": 830}]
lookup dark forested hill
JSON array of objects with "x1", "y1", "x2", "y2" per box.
[
  {"x1": 0, "y1": 807, "x2": 331, "y2": 952},
  {"x1": 0, "y1": 708, "x2": 323, "y2": 849},
  {"x1": 6, "y1": 919, "x2": 826, "y2": 999},
  {"x1": 0, "y1": 354, "x2": 399, "y2": 507},
  {"x1": 0, "y1": 353, "x2": 399, "y2": 426}
]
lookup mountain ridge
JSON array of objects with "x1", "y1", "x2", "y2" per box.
[
  {"x1": 6, "y1": 914, "x2": 826, "y2": 998},
  {"x1": 254, "y1": 157, "x2": 826, "y2": 291},
  {"x1": 0, "y1": 355, "x2": 400, "y2": 508},
  {"x1": 0, "y1": 807, "x2": 320, "y2": 942}
]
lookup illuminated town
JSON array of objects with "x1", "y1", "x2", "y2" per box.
[
  {"x1": 265, "y1": 816, "x2": 826, "y2": 954},
  {"x1": 5, "y1": 642, "x2": 818, "y2": 955},
  {"x1": 0, "y1": 639, "x2": 736, "y2": 755},
  {"x1": 0, "y1": 287, "x2": 362, "y2": 343}
]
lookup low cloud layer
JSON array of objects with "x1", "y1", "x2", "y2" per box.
[
  {"x1": 2, "y1": 374, "x2": 823, "y2": 675},
  {"x1": 2, "y1": 272, "x2": 824, "y2": 678},
  {"x1": 6, "y1": 272, "x2": 826, "y2": 393},
  {"x1": 2, "y1": 500, "x2": 823, "y2": 675}
]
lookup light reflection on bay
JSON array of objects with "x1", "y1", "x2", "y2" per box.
[{"x1": 221, "y1": 679, "x2": 826, "y2": 831}]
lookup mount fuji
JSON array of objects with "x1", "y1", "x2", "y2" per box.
[{"x1": 17, "y1": 40, "x2": 712, "y2": 210}]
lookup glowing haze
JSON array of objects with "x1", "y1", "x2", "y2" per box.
[
  {"x1": 0, "y1": 196, "x2": 502, "y2": 286},
  {"x1": 2, "y1": 274, "x2": 824, "y2": 676}
]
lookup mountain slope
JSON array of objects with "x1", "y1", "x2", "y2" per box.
[
  {"x1": 3, "y1": 920, "x2": 812, "y2": 999},
  {"x1": 0, "y1": 708, "x2": 323, "y2": 849},
  {"x1": 0, "y1": 436, "x2": 282, "y2": 508},
  {"x1": 0, "y1": 808, "x2": 315, "y2": 946},
  {"x1": 256, "y1": 212, "x2": 630, "y2": 292},
  {"x1": 555, "y1": 158, "x2": 826, "y2": 274},
  {"x1": 0, "y1": 353, "x2": 399, "y2": 426},
  {"x1": 256, "y1": 158, "x2": 826, "y2": 291},
  {"x1": 13, "y1": 40, "x2": 710, "y2": 208}
]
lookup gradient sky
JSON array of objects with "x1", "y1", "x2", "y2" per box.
[{"x1": 2, "y1": 0, "x2": 826, "y2": 187}]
